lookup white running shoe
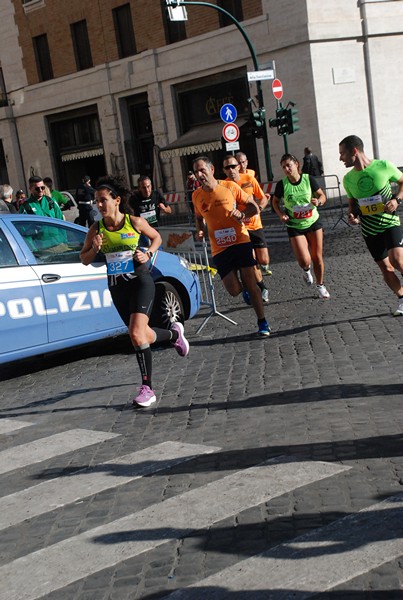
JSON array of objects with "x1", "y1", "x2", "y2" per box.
[
  {"x1": 302, "y1": 268, "x2": 313, "y2": 285},
  {"x1": 317, "y1": 284, "x2": 330, "y2": 299},
  {"x1": 393, "y1": 296, "x2": 403, "y2": 316},
  {"x1": 261, "y1": 288, "x2": 269, "y2": 303}
]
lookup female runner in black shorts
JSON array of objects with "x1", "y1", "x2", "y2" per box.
[{"x1": 80, "y1": 175, "x2": 189, "y2": 407}]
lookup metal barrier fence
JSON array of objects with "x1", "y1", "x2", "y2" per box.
[
  {"x1": 159, "y1": 227, "x2": 237, "y2": 333},
  {"x1": 317, "y1": 174, "x2": 349, "y2": 229},
  {"x1": 160, "y1": 174, "x2": 349, "y2": 236}
]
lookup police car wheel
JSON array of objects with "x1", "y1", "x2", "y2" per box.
[{"x1": 150, "y1": 282, "x2": 184, "y2": 328}]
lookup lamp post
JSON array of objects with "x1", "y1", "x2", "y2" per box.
[{"x1": 165, "y1": 0, "x2": 273, "y2": 181}]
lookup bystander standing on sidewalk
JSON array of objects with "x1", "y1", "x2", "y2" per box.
[{"x1": 0, "y1": 184, "x2": 17, "y2": 213}]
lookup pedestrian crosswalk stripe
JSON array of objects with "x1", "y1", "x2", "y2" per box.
[
  {"x1": 0, "y1": 429, "x2": 119, "y2": 476},
  {"x1": 0, "y1": 441, "x2": 220, "y2": 530},
  {"x1": 0, "y1": 456, "x2": 349, "y2": 600},
  {"x1": 0, "y1": 419, "x2": 33, "y2": 435},
  {"x1": 165, "y1": 494, "x2": 403, "y2": 599}
]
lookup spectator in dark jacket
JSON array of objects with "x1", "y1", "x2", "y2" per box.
[
  {"x1": 0, "y1": 184, "x2": 17, "y2": 213},
  {"x1": 302, "y1": 147, "x2": 323, "y2": 177},
  {"x1": 76, "y1": 175, "x2": 96, "y2": 227}
]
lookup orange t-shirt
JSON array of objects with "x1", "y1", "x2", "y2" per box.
[
  {"x1": 226, "y1": 173, "x2": 264, "y2": 231},
  {"x1": 192, "y1": 180, "x2": 251, "y2": 256}
]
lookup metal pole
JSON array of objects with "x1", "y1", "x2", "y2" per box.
[{"x1": 168, "y1": 0, "x2": 273, "y2": 180}]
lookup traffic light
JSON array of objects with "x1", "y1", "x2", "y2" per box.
[
  {"x1": 245, "y1": 107, "x2": 266, "y2": 138},
  {"x1": 286, "y1": 106, "x2": 299, "y2": 134},
  {"x1": 268, "y1": 106, "x2": 300, "y2": 136},
  {"x1": 276, "y1": 108, "x2": 288, "y2": 135}
]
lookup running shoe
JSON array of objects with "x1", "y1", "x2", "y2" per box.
[
  {"x1": 393, "y1": 296, "x2": 403, "y2": 316},
  {"x1": 302, "y1": 268, "x2": 313, "y2": 285},
  {"x1": 257, "y1": 319, "x2": 271, "y2": 337},
  {"x1": 171, "y1": 322, "x2": 190, "y2": 357},
  {"x1": 261, "y1": 288, "x2": 269, "y2": 303},
  {"x1": 134, "y1": 385, "x2": 156, "y2": 407},
  {"x1": 260, "y1": 265, "x2": 273, "y2": 276},
  {"x1": 317, "y1": 284, "x2": 330, "y2": 299},
  {"x1": 242, "y1": 289, "x2": 251, "y2": 305}
]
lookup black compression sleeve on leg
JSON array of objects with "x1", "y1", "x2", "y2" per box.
[
  {"x1": 134, "y1": 343, "x2": 153, "y2": 388},
  {"x1": 152, "y1": 328, "x2": 174, "y2": 344}
]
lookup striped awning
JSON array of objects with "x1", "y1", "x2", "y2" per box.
[
  {"x1": 160, "y1": 123, "x2": 223, "y2": 159},
  {"x1": 61, "y1": 147, "x2": 104, "y2": 162}
]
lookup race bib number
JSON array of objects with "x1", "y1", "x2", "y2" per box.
[
  {"x1": 214, "y1": 227, "x2": 237, "y2": 247},
  {"x1": 141, "y1": 210, "x2": 157, "y2": 223},
  {"x1": 358, "y1": 194, "x2": 384, "y2": 215},
  {"x1": 106, "y1": 250, "x2": 134, "y2": 275},
  {"x1": 293, "y1": 203, "x2": 313, "y2": 219}
]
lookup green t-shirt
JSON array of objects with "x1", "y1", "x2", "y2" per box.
[
  {"x1": 343, "y1": 160, "x2": 401, "y2": 237},
  {"x1": 51, "y1": 189, "x2": 69, "y2": 206},
  {"x1": 281, "y1": 174, "x2": 320, "y2": 230}
]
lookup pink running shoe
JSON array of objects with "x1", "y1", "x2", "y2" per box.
[
  {"x1": 133, "y1": 385, "x2": 156, "y2": 407},
  {"x1": 171, "y1": 322, "x2": 190, "y2": 357}
]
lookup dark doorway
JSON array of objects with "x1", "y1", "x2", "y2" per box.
[
  {"x1": 0, "y1": 140, "x2": 9, "y2": 184},
  {"x1": 48, "y1": 106, "x2": 106, "y2": 192},
  {"x1": 125, "y1": 94, "x2": 155, "y2": 187}
]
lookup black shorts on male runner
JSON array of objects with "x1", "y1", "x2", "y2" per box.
[
  {"x1": 287, "y1": 219, "x2": 323, "y2": 238},
  {"x1": 212, "y1": 241, "x2": 256, "y2": 280},
  {"x1": 364, "y1": 225, "x2": 403, "y2": 262},
  {"x1": 248, "y1": 228, "x2": 268, "y2": 249}
]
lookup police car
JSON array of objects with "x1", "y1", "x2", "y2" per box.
[{"x1": 0, "y1": 214, "x2": 201, "y2": 364}]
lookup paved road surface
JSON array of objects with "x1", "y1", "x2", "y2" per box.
[{"x1": 0, "y1": 225, "x2": 402, "y2": 599}]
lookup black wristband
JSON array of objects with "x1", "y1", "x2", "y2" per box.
[{"x1": 147, "y1": 250, "x2": 154, "y2": 259}]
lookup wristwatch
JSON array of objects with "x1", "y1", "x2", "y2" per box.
[
  {"x1": 395, "y1": 197, "x2": 402, "y2": 205},
  {"x1": 147, "y1": 250, "x2": 154, "y2": 259}
]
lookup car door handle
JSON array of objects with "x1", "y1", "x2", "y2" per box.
[{"x1": 42, "y1": 274, "x2": 61, "y2": 283}]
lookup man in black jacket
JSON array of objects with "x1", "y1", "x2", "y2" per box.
[
  {"x1": 302, "y1": 147, "x2": 323, "y2": 177},
  {"x1": 75, "y1": 175, "x2": 96, "y2": 227}
]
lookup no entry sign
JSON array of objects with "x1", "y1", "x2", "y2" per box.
[{"x1": 272, "y1": 78, "x2": 283, "y2": 100}]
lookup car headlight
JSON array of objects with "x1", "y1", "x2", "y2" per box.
[{"x1": 178, "y1": 256, "x2": 192, "y2": 271}]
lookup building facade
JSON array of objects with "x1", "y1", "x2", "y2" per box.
[{"x1": 0, "y1": 0, "x2": 402, "y2": 194}]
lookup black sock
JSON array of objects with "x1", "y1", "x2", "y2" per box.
[
  {"x1": 134, "y1": 344, "x2": 153, "y2": 388},
  {"x1": 257, "y1": 317, "x2": 267, "y2": 324},
  {"x1": 257, "y1": 280, "x2": 267, "y2": 291}
]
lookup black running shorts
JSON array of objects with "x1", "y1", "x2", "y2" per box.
[
  {"x1": 364, "y1": 225, "x2": 403, "y2": 262},
  {"x1": 109, "y1": 272, "x2": 155, "y2": 326},
  {"x1": 212, "y1": 241, "x2": 256, "y2": 280}
]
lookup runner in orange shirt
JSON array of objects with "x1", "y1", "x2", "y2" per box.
[
  {"x1": 235, "y1": 151, "x2": 255, "y2": 178},
  {"x1": 223, "y1": 155, "x2": 271, "y2": 303},
  {"x1": 192, "y1": 156, "x2": 270, "y2": 337}
]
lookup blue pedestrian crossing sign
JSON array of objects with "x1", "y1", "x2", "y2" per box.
[{"x1": 220, "y1": 103, "x2": 237, "y2": 124}]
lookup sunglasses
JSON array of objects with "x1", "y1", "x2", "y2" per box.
[
  {"x1": 34, "y1": 186, "x2": 46, "y2": 192},
  {"x1": 223, "y1": 164, "x2": 239, "y2": 170}
]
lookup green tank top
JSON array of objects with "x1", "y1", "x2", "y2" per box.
[
  {"x1": 283, "y1": 174, "x2": 319, "y2": 230},
  {"x1": 99, "y1": 214, "x2": 141, "y2": 254}
]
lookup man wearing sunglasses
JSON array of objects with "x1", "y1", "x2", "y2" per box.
[
  {"x1": 192, "y1": 156, "x2": 271, "y2": 337},
  {"x1": 19, "y1": 175, "x2": 64, "y2": 220},
  {"x1": 223, "y1": 156, "x2": 271, "y2": 304}
]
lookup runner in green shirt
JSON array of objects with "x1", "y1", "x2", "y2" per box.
[
  {"x1": 272, "y1": 153, "x2": 330, "y2": 300},
  {"x1": 339, "y1": 135, "x2": 403, "y2": 316}
]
